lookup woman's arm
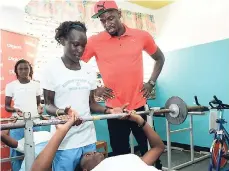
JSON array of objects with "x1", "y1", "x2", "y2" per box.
[
  {"x1": 1, "y1": 130, "x2": 18, "y2": 148},
  {"x1": 31, "y1": 112, "x2": 79, "y2": 171},
  {"x1": 43, "y1": 89, "x2": 66, "y2": 116},
  {"x1": 5, "y1": 96, "x2": 16, "y2": 113},
  {"x1": 128, "y1": 113, "x2": 165, "y2": 165},
  {"x1": 5, "y1": 96, "x2": 23, "y2": 116}
]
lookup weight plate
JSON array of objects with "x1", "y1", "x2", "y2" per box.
[
  {"x1": 165, "y1": 96, "x2": 188, "y2": 125},
  {"x1": 168, "y1": 104, "x2": 179, "y2": 118}
]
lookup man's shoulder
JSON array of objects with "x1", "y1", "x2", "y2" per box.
[{"x1": 128, "y1": 27, "x2": 150, "y2": 36}]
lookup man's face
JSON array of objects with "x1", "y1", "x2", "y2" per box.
[
  {"x1": 80, "y1": 152, "x2": 104, "y2": 171},
  {"x1": 99, "y1": 10, "x2": 121, "y2": 36},
  {"x1": 63, "y1": 29, "x2": 87, "y2": 62}
]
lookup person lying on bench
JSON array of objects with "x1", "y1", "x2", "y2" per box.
[{"x1": 31, "y1": 111, "x2": 165, "y2": 171}]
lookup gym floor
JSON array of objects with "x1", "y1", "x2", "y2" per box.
[
  {"x1": 159, "y1": 150, "x2": 229, "y2": 171},
  {"x1": 136, "y1": 149, "x2": 229, "y2": 171}
]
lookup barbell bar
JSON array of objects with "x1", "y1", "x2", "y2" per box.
[
  {"x1": 0, "y1": 115, "x2": 51, "y2": 122},
  {"x1": 0, "y1": 112, "x2": 150, "y2": 130},
  {"x1": 0, "y1": 96, "x2": 209, "y2": 130}
]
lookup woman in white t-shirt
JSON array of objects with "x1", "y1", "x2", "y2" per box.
[
  {"x1": 41, "y1": 21, "x2": 128, "y2": 171},
  {"x1": 5, "y1": 59, "x2": 43, "y2": 171}
]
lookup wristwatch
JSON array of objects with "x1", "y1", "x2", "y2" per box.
[
  {"x1": 138, "y1": 120, "x2": 146, "y2": 128},
  {"x1": 148, "y1": 80, "x2": 156, "y2": 87}
]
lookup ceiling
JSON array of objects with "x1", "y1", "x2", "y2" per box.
[
  {"x1": 0, "y1": 0, "x2": 175, "y2": 10},
  {"x1": 128, "y1": 0, "x2": 175, "y2": 9},
  {"x1": 0, "y1": 0, "x2": 30, "y2": 9}
]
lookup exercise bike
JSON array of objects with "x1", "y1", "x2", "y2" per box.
[{"x1": 208, "y1": 96, "x2": 229, "y2": 171}]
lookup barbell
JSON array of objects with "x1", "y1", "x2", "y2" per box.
[{"x1": 0, "y1": 96, "x2": 209, "y2": 130}]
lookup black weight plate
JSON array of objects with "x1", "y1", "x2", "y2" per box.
[{"x1": 165, "y1": 96, "x2": 188, "y2": 125}]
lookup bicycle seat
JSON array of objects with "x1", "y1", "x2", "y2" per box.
[
  {"x1": 222, "y1": 152, "x2": 229, "y2": 160},
  {"x1": 209, "y1": 128, "x2": 216, "y2": 134}
]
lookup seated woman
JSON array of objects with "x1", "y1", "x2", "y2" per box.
[{"x1": 31, "y1": 112, "x2": 165, "y2": 171}]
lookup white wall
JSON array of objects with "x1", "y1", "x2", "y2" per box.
[
  {"x1": 154, "y1": 0, "x2": 229, "y2": 52},
  {"x1": 0, "y1": 0, "x2": 31, "y2": 33},
  {"x1": 0, "y1": 6, "x2": 27, "y2": 34},
  {"x1": 117, "y1": 1, "x2": 155, "y2": 14},
  {"x1": 0, "y1": 0, "x2": 156, "y2": 81},
  {"x1": 0, "y1": 0, "x2": 155, "y2": 34}
]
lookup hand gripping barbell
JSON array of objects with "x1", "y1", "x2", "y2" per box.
[{"x1": 0, "y1": 96, "x2": 209, "y2": 130}]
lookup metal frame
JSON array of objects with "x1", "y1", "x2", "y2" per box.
[
  {"x1": 0, "y1": 112, "x2": 36, "y2": 171},
  {"x1": 129, "y1": 108, "x2": 210, "y2": 171},
  {"x1": 24, "y1": 112, "x2": 35, "y2": 171},
  {"x1": 1, "y1": 156, "x2": 24, "y2": 163},
  {"x1": 1, "y1": 109, "x2": 209, "y2": 171},
  {"x1": 2, "y1": 111, "x2": 151, "y2": 170},
  {"x1": 163, "y1": 113, "x2": 210, "y2": 171}
]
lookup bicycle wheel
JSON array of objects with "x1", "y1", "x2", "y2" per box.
[{"x1": 211, "y1": 139, "x2": 228, "y2": 169}]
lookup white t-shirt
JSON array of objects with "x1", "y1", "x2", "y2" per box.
[
  {"x1": 15, "y1": 131, "x2": 51, "y2": 153},
  {"x1": 41, "y1": 58, "x2": 97, "y2": 150},
  {"x1": 5, "y1": 80, "x2": 41, "y2": 117},
  {"x1": 92, "y1": 154, "x2": 160, "y2": 171}
]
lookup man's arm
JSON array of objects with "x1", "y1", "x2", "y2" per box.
[
  {"x1": 43, "y1": 89, "x2": 66, "y2": 116},
  {"x1": 141, "y1": 32, "x2": 165, "y2": 98},
  {"x1": 1, "y1": 130, "x2": 18, "y2": 148},
  {"x1": 89, "y1": 90, "x2": 111, "y2": 114},
  {"x1": 31, "y1": 113, "x2": 77, "y2": 171},
  {"x1": 89, "y1": 90, "x2": 129, "y2": 117},
  {"x1": 149, "y1": 47, "x2": 165, "y2": 83},
  {"x1": 95, "y1": 87, "x2": 115, "y2": 100}
]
